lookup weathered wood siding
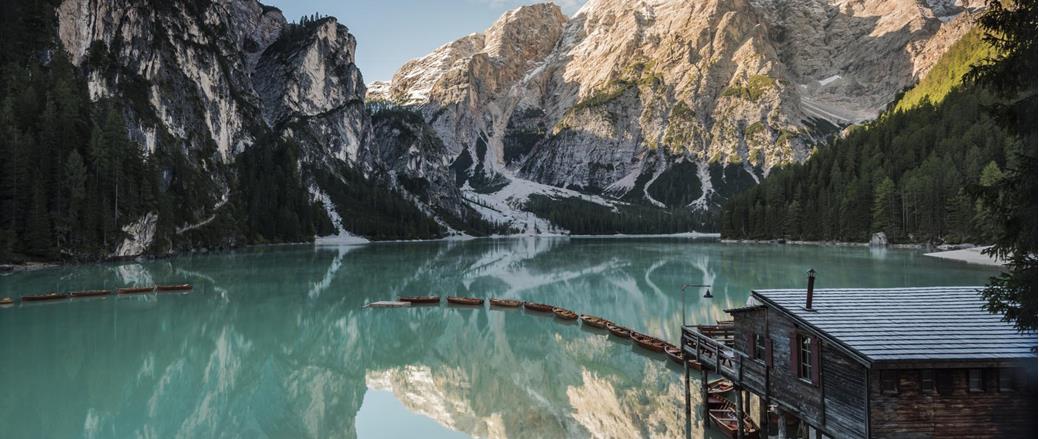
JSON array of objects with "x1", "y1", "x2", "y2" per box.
[
  {"x1": 733, "y1": 308, "x2": 868, "y2": 439},
  {"x1": 870, "y1": 366, "x2": 1038, "y2": 438},
  {"x1": 821, "y1": 341, "x2": 868, "y2": 438}
]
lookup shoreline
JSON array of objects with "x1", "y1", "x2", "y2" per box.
[
  {"x1": 719, "y1": 238, "x2": 926, "y2": 249},
  {"x1": 720, "y1": 239, "x2": 1004, "y2": 267},
  {"x1": 4, "y1": 234, "x2": 1003, "y2": 273},
  {"x1": 1, "y1": 231, "x2": 723, "y2": 272},
  {"x1": 923, "y1": 246, "x2": 1004, "y2": 267}
]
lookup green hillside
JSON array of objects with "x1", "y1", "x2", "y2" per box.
[
  {"x1": 720, "y1": 28, "x2": 1032, "y2": 245},
  {"x1": 894, "y1": 28, "x2": 996, "y2": 112}
]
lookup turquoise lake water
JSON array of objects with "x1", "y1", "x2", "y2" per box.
[{"x1": 0, "y1": 238, "x2": 998, "y2": 438}]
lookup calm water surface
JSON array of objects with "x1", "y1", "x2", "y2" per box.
[{"x1": 0, "y1": 239, "x2": 997, "y2": 438}]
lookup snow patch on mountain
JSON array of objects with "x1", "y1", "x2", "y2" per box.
[{"x1": 311, "y1": 187, "x2": 370, "y2": 245}]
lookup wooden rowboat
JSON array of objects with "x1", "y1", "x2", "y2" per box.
[
  {"x1": 523, "y1": 302, "x2": 554, "y2": 313},
  {"x1": 489, "y1": 298, "x2": 523, "y2": 308},
  {"x1": 664, "y1": 343, "x2": 683, "y2": 363},
  {"x1": 707, "y1": 394, "x2": 728, "y2": 410},
  {"x1": 552, "y1": 307, "x2": 578, "y2": 320},
  {"x1": 22, "y1": 292, "x2": 70, "y2": 302},
  {"x1": 0, "y1": 297, "x2": 14, "y2": 307},
  {"x1": 606, "y1": 322, "x2": 631, "y2": 338},
  {"x1": 447, "y1": 296, "x2": 484, "y2": 305},
  {"x1": 579, "y1": 315, "x2": 609, "y2": 329},
  {"x1": 630, "y1": 332, "x2": 666, "y2": 352},
  {"x1": 664, "y1": 344, "x2": 704, "y2": 370},
  {"x1": 366, "y1": 301, "x2": 410, "y2": 308},
  {"x1": 117, "y1": 286, "x2": 155, "y2": 295},
  {"x1": 156, "y1": 284, "x2": 192, "y2": 292},
  {"x1": 708, "y1": 378, "x2": 735, "y2": 395},
  {"x1": 709, "y1": 400, "x2": 760, "y2": 439},
  {"x1": 70, "y1": 290, "x2": 111, "y2": 298},
  {"x1": 398, "y1": 296, "x2": 440, "y2": 304}
]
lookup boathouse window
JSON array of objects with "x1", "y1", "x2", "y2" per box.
[
  {"x1": 998, "y1": 369, "x2": 1015, "y2": 392},
  {"x1": 968, "y1": 368, "x2": 985, "y2": 392},
  {"x1": 798, "y1": 334, "x2": 813, "y2": 382},
  {"x1": 880, "y1": 371, "x2": 899, "y2": 394},
  {"x1": 935, "y1": 369, "x2": 954, "y2": 394},
  {"x1": 753, "y1": 333, "x2": 766, "y2": 361},
  {"x1": 919, "y1": 369, "x2": 935, "y2": 393}
]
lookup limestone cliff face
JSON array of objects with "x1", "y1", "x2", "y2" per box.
[
  {"x1": 58, "y1": 0, "x2": 370, "y2": 163},
  {"x1": 380, "y1": 4, "x2": 569, "y2": 187},
  {"x1": 56, "y1": 0, "x2": 380, "y2": 249},
  {"x1": 378, "y1": 0, "x2": 982, "y2": 214}
]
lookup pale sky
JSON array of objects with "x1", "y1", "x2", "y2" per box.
[{"x1": 264, "y1": 0, "x2": 586, "y2": 83}]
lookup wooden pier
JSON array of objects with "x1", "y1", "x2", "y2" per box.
[{"x1": 682, "y1": 324, "x2": 764, "y2": 439}]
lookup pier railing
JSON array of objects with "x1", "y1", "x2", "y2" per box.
[{"x1": 681, "y1": 325, "x2": 767, "y2": 395}]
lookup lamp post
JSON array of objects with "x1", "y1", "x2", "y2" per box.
[
  {"x1": 680, "y1": 283, "x2": 711, "y2": 439},
  {"x1": 680, "y1": 283, "x2": 713, "y2": 327}
]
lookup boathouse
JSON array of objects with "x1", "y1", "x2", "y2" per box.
[{"x1": 682, "y1": 284, "x2": 1037, "y2": 439}]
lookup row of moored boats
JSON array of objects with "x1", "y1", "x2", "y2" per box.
[
  {"x1": 392, "y1": 295, "x2": 723, "y2": 371},
  {"x1": 0, "y1": 284, "x2": 193, "y2": 307}
]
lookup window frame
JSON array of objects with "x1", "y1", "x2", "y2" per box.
[
  {"x1": 753, "y1": 333, "x2": 766, "y2": 362},
  {"x1": 997, "y1": 368, "x2": 1015, "y2": 392},
  {"x1": 919, "y1": 369, "x2": 936, "y2": 394},
  {"x1": 967, "y1": 368, "x2": 985, "y2": 393},
  {"x1": 880, "y1": 370, "x2": 899, "y2": 395},
  {"x1": 798, "y1": 334, "x2": 813, "y2": 383}
]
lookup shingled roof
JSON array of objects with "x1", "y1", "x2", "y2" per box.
[{"x1": 752, "y1": 286, "x2": 1037, "y2": 364}]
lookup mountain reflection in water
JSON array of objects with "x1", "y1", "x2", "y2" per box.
[{"x1": 0, "y1": 238, "x2": 995, "y2": 438}]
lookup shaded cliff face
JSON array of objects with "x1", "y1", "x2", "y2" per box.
[
  {"x1": 374, "y1": 0, "x2": 982, "y2": 218},
  {"x1": 58, "y1": 0, "x2": 369, "y2": 162},
  {"x1": 53, "y1": 0, "x2": 440, "y2": 250}
]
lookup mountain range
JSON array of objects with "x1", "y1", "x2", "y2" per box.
[
  {"x1": 0, "y1": 0, "x2": 989, "y2": 261},
  {"x1": 370, "y1": 0, "x2": 984, "y2": 221}
]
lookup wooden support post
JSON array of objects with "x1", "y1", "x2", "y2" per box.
[
  {"x1": 777, "y1": 408, "x2": 787, "y2": 439},
  {"x1": 701, "y1": 369, "x2": 710, "y2": 431},
  {"x1": 736, "y1": 387, "x2": 745, "y2": 439},
  {"x1": 736, "y1": 356, "x2": 745, "y2": 439},
  {"x1": 684, "y1": 343, "x2": 691, "y2": 439},
  {"x1": 759, "y1": 395, "x2": 770, "y2": 438},
  {"x1": 762, "y1": 362, "x2": 771, "y2": 437},
  {"x1": 697, "y1": 335, "x2": 709, "y2": 431}
]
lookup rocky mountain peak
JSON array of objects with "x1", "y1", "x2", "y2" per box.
[
  {"x1": 57, "y1": 0, "x2": 368, "y2": 162},
  {"x1": 483, "y1": 3, "x2": 567, "y2": 62},
  {"x1": 372, "y1": 0, "x2": 985, "y2": 227}
]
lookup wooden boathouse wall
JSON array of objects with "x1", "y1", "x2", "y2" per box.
[
  {"x1": 869, "y1": 363, "x2": 1037, "y2": 438},
  {"x1": 731, "y1": 307, "x2": 869, "y2": 438}
]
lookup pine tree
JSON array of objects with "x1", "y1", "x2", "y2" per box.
[
  {"x1": 25, "y1": 185, "x2": 55, "y2": 258},
  {"x1": 871, "y1": 177, "x2": 899, "y2": 239},
  {"x1": 968, "y1": 0, "x2": 1037, "y2": 332},
  {"x1": 61, "y1": 149, "x2": 88, "y2": 248}
]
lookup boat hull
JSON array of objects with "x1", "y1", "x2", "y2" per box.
[
  {"x1": 21, "y1": 293, "x2": 70, "y2": 302},
  {"x1": 447, "y1": 297, "x2": 484, "y2": 306},
  {"x1": 70, "y1": 290, "x2": 111, "y2": 298},
  {"x1": 398, "y1": 296, "x2": 440, "y2": 304},
  {"x1": 489, "y1": 298, "x2": 522, "y2": 307},
  {"x1": 156, "y1": 284, "x2": 192, "y2": 292},
  {"x1": 579, "y1": 315, "x2": 609, "y2": 328},
  {"x1": 606, "y1": 323, "x2": 631, "y2": 338},
  {"x1": 117, "y1": 287, "x2": 155, "y2": 295},
  {"x1": 552, "y1": 307, "x2": 578, "y2": 320},
  {"x1": 631, "y1": 333, "x2": 666, "y2": 352},
  {"x1": 523, "y1": 302, "x2": 553, "y2": 313},
  {"x1": 709, "y1": 404, "x2": 760, "y2": 439}
]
